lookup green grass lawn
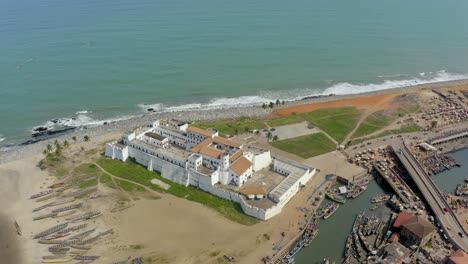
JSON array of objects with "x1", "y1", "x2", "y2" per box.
[
  {"x1": 195, "y1": 116, "x2": 266, "y2": 136},
  {"x1": 73, "y1": 163, "x2": 101, "y2": 177},
  {"x1": 97, "y1": 157, "x2": 259, "y2": 226},
  {"x1": 79, "y1": 178, "x2": 98, "y2": 189},
  {"x1": 196, "y1": 107, "x2": 361, "y2": 143},
  {"x1": 303, "y1": 107, "x2": 361, "y2": 143},
  {"x1": 99, "y1": 173, "x2": 117, "y2": 189},
  {"x1": 115, "y1": 179, "x2": 146, "y2": 192},
  {"x1": 270, "y1": 132, "x2": 336, "y2": 158},
  {"x1": 352, "y1": 111, "x2": 393, "y2": 139},
  {"x1": 348, "y1": 124, "x2": 421, "y2": 146}
]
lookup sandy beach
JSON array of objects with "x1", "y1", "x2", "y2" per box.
[{"x1": 0, "y1": 79, "x2": 467, "y2": 263}]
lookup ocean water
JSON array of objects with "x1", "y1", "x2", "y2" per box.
[{"x1": 2, "y1": 0, "x2": 468, "y2": 147}]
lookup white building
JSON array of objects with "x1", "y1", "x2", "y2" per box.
[{"x1": 105, "y1": 120, "x2": 316, "y2": 220}]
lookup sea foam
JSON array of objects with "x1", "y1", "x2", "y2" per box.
[
  {"x1": 138, "y1": 70, "x2": 468, "y2": 114},
  {"x1": 322, "y1": 70, "x2": 468, "y2": 95}
]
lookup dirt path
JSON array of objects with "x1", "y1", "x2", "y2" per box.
[
  {"x1": 341, "y1": 109, "x2": 375, "y2": 145},
  {"x1": 93, "y1": 163, "x2": 162, "y2": 196}
]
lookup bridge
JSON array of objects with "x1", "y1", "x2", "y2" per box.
[
  {"x1": 392, "y1": 141, "x2": 468, "y2": 251},
  {"x1": 428, "y1": 130, "x2": 468, "y2": 145}
]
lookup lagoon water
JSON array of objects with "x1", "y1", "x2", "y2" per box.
[
  {"x1": 432, "y1": 149, "x2": 468, "y2": 193},
  {"x1": 296, "y1": 179, "x2": 390, "y2": 263},
  {"x1": 1, "y1": 0, "x2": 468, "y2": 146}
]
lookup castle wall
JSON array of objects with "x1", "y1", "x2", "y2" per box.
[
  {"x1": 129, "y1": 148, "x2": 189, "y2": 186},
  {"x1": 252, "y1": 151, "x2": 272, "y2": 172}
]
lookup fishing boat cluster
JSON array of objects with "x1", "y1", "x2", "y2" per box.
[
  {"x1": 421, "y1": 153, "x2": 460, "y2": 175},
  {"x1": 28, "y1": 175, "x2": 111, "y2": 263},
  {"x1": 360, "y1": 146, "x2": 428, "y2": 215},
  {"x1": 343, "y1": 212, "x2": 396, "y2": 264}
]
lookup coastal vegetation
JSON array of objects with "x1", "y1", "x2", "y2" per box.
[
  {"x1": 79, "y1": 178, "x2": 98, "y2": 189},
  {"x1": 96, "y1": 157, "x2": 259, "y2": 225},
  {"x1": 351, "y1": 110, "x2": 394, "y2": 139},
  {"x1": 270, "y1": 132, "x2": 336, "y2": 158},
  {"x1": 348, "y1": 124, "x2": 421, "y2": 146},
  {"x1": 196, "y1": 106, "x2": 361, "y2": 142},
  {"x1": 351, "y1": 94, "x2": 421, "y2": 139}
]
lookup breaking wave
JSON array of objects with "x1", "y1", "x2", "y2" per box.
[
  {"x1": 138, "y1": 70, "x2": 468, "y2": 114},
  {"x1": 0, "y1": 135, "x2": 5, "y2": 142},
  {"x1": 33, "y1": 113, "x2": 136, "y2": 132},
  {"x1": 322, "y1": 70, "x2": 468, "y2": 95},
  {"x1": 75, "y1": 110, "x2": 91, "y2": 114},
  {"x1": 139, "y1": 95, "x2": 272, "y2": 113}
]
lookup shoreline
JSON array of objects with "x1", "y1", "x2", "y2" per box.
[{"x1": 1, "y1": 78, "x2": 468, "y2": 164}]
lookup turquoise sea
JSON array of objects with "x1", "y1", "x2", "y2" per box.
[{"x1": 1, "y1": 0, "x2": 468, "y2": 147}]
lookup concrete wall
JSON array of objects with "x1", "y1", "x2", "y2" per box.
[
  {"x1": 105, "y1": 143, "x2": 128, "y2": 161},
  {"x1": 129, "y1": 148, "x2": 189, "y2": 186},
  {"x1": 186, "y1": 172, "x2": 286, "y2": 220},
  {"x1": 252, "y1": 151, "x2": 272, "y2": 172}
]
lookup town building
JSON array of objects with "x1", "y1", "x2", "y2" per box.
[
  {"x1": 448, "y1": 249, "x2": 468, "y2": 264},
  {"x1": 105, "y1": 119, "x2": 316, "y2": 220},
  {"x1": 400, "y1": 215, "x2": 436, "y2": 247},
  {"x1": 371, "y1": 241, "x2": 411, "y2": 264},
  {"x1": 393, "y1": 212, "x2": 415, "y2": 229}
]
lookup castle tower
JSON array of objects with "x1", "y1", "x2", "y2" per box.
[{"x1": 220, "y1": 153, "x2": 230, "y2": 171}]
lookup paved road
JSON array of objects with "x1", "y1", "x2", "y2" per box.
[{"x1": 393, "y1": 142, "x2": 468, "y2": 251}]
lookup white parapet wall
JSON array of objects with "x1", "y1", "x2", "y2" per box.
[
  {"x1": 130, "y1": 148, "x2": 189, "y2": 186},
  {"x1": 105, "y1": 142, "x2": 129, "y2": 161},
  {"x1": 252, "y1": 150, "x2": 272, "y2": 172}
]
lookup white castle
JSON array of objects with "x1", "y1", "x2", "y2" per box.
[{"x1": 105, "y1": 120, "x2": 316, "y2": 220}]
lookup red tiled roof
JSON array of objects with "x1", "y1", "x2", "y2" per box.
[
  {"x1": 239, "y1": 187, "x2": 267, "y2": 196},
  {"x1": 449, "y1": 250, "x2": 468, "y2": 264},
  {"x1": 401, "y1": 216, "x2": 435, "y2": 240},
  {"x1": 190, "y1": 138, "x2": 212, "y2": 153},
  {"x1": 213, "y1": 136, "x2": 242, "y2": 148},
  {"x1": 393, "y1": 212, "x2": 414, "y2": 228},
  {"x1": 198, "y1": 146, "x2": 224, "y2": 159},
  {"x1": 230, "y1": 156, "x2": 252, "y2": 175},
  {"x1": 187, "y1": 126, "x2": 213, "y2": 137},
  {"x1": 229, "y1": 149, "x2": 244, "y2": 162}
]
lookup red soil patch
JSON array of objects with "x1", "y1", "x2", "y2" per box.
[{"x1": 270, "y1": 92, "x2": 400, "y2": 118}]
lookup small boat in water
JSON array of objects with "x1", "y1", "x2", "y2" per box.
[
  {"x1": 323, "y1": 203, "x2": 339, "y2": 219},
  {"x1": 326, "y1": 192, "x2": 346, "y2": 204},
  {"x1": 303, "y1": 229, "x2": 319, "y2": 247},
  {"x1": 371, "y1": 194, "x2": 391, "y2": 203}
]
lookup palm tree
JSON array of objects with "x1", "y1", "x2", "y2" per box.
[
  {"x1": 42, "y1": 149, "x2": 47, "y2": 155},
  {"x1": 276, "y1": 99, "x2": 280, "y2": 105},
  {"x1": 266, "y1": 131, "x2": 273, "y2": 141},
  {"x1": 262, "y1": 103, "x2": 267, "y2": 109},
  {"x1": 55, "y1": 146, "x2": 62, "y2": 156},
  {"x1": 54, "y1": 139, "x2": 60, "y2": 148},
  {"x1": 84, "y1": 135, "x2": 90, "y2": 142},
  {"x1": 46, "y1": 144, "x2": 52, "y2": 152},
  {"x1": 72, "y1": 136, "x2": 77, "y2": 142},
  {"x1": 63, "y1": 140, "x2": 69, "y2": 148},
  {"x1": 269, "y1": 102, "x2": 274, "y2": 108}
]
